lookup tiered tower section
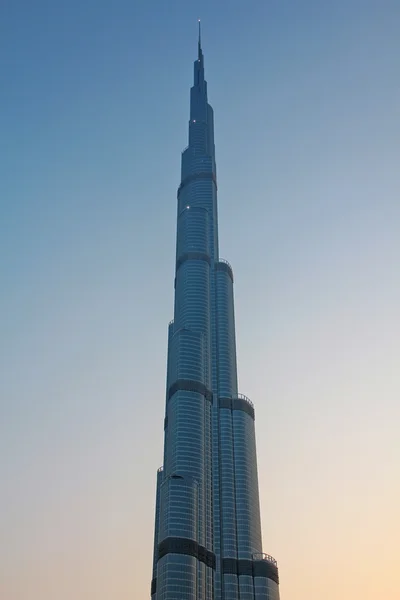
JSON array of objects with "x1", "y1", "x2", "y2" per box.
[{"x1": 151, "y1": 27, "x2": 280, "y2": 600}]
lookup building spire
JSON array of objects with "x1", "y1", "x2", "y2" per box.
[{"x1": 198, "y1": 19, "x2": 202, "y2": 59}]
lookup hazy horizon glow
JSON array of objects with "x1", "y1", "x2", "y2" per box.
[{"x1": 1, "y1": 1, "x2": 399, "y2": 599}]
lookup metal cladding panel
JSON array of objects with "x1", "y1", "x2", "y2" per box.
[
  {"x1": 152, "y1": 468, "x2": 163, "y2": 577},
  {"x1": 215, "y1": 266, "x2": 238, "y2": 399},
  {"x1": 189, "y1": 119, "x2": 209, "y2": 153},
  {"x1": 163, "y1": 388, "x2": 213, "y2": 555},
  {"x1": 157, "y1": 554, "x2": 197, "y2": 600},
  {"x1": 223, "y1": 574, "x2": 239, "y2": 600},
  {"x1": 159, "y1": 475, "x2": 198, "y2": 541},
  {"x1": 174, "y1": 260, "x2": 210, "y2": 331},
  {"x1": 211, "y1": 399, "x2": 222, "y2": 600},
  {"x1": 165, "y1": 320, "x2": 175, "y2": 398},
  {"x1": 169, "y1": 328, "x2": 205, "y2": 383},
  {"x1": 232, "y1": 409, "x2": 263, "y2": 560},
  {"x1": 173, "y1": 260, "x2": 211, "y2": 386},
  {"x1": 177, "y1": 205, "x2": 209, "y2": 257},
  {"x1": 164, "y1": 391, "x2": 206, "y2": 482},
  {"x1": 218, "y1": 406, "x2": 238, "y2": 559},
  {"x1": 238, "y1": 575, "x2": 254, "y2": 600},
  {"x1": 254, "y1": 578, "x2": 280, "y2": 600}
]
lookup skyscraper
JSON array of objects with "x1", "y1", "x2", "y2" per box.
[{"x1": 150, "y1": 25, "x2": 280, "y2": 600}]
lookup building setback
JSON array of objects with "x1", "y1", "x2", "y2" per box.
[{"x1": 151, "y1": 26, "x2": 280, "y2": 600}]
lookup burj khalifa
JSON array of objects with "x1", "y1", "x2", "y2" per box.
[{"x1": 150, "y1": 25, "x2": 280, "y2": 600}]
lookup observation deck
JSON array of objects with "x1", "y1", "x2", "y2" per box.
[
  {"x1": 237, "y1": 393, "x2": 254, "y2": 410},
  {"x1": 215, "y1": 258, "x2": 234, "y2": 282},
  {"x1": 253, "y1": 553, "x2": 278, "y2": 567},
  {"x1": 219, "y1": 394, "x2": 255, "y2": 420}
]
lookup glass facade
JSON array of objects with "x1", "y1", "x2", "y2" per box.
[{"x1": 151, "y1": 31, "x2": 280, "y2": 600}]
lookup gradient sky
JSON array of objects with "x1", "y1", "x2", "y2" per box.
[{"x1": 1, "y1": 1, "x2": 399, "y2": 599}]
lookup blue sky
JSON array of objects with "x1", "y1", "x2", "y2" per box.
[{"x1": 1, "y1": 1, "x2": 399, "y2": 599}]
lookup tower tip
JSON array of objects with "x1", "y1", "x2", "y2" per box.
[{"x1": 198, "y1": 18, "x2": 202, "y2": 50}]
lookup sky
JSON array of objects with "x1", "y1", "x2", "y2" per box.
[{"x1": 1, "y1": 0, "x2": 399, "y2": 598}]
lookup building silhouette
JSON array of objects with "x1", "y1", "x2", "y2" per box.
[{"x1": 151, "y1": 25, "x2": 280, "y2": 600}]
